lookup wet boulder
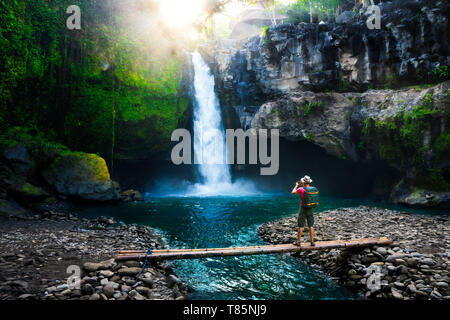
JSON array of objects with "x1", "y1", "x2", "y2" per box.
[
  {"x1": 390, "y1": 179, "x2": 450, "y2": 209},
  {"x1": 121, "y1": 189, "x2": 144, "y2": 202},
  {"x1": 43, "y1": 152, "x2": 120, "y2": 201},
  {"x1": 0, "y1": 199, "x2": 28, "y2": 217},
  {"x1": 2, "y1": 143, "x2": 33, "y2": 175}
]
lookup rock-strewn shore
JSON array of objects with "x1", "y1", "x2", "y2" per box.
[
  {"x1": 0, "y1": 212, "x2": 189, "y2": 300},
  {"x1": 258, "y1": 206, "x2": 450, "y2": 300}
]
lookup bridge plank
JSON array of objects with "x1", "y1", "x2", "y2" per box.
[
  {"x1": 118, "y1": 243, "x2": 292, "y2": 255},
  {"x1": 115, "y1": 237, "x2": 392, "y2": 261}
]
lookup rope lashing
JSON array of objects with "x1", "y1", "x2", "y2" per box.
[{"x1": 132, "y1": 248, "x2": 152, "y2": 288}]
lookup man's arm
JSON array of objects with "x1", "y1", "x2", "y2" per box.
[{"x1": 291, "y1": 182, "x2": 300, "y2": 194}]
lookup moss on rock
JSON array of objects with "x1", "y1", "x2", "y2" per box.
[
  {"x1": 17, "y1": 182, "x2": 48, "y2": 199},
  {"x1": 360, "y1": 90, "x2": 449, "y2": 191},
  {"x1": 433, "y1": 132, "x2": 450, "y2": 160},
  {"x1": 43, "y1": 151, "x2": 119, "y2": 201}
]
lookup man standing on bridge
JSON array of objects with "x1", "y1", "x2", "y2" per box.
[{"x1": 291, "y1": 175, "x2": 319, "y2": 247}]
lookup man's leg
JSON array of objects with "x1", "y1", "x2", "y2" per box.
[
  {"x1": 297, "y1": 227, "x2": 303, "y2": 245},
  {"x1": 309, "y1": 227, "x2": 314, "y2": 244},
  {"x1": 296, "y1": 209, "x2": 305, "y2": 246},
  {"x1": 306, "y1": 208, "x2": 315, "y2": 246}
]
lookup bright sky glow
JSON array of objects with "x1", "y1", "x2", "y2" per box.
[
  {"x1": 158, "y1": 0, "x2": 296, "y2": 41},
  {"x1": 160, "y1": 0, "x2": 205, "y2": 27}
]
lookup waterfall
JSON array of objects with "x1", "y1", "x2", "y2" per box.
[
  {"x1": 186, "y1": 52, "x2": 257, "y2": 196},
  {"x1": 148, "y1": 52, "x2": 259, "y2": 197},
  {"x1": 192, "y1": 52, "x2": 231, "y2": 187},
  {"x1": 192, "y1": 52, "x2": 231, "y2": 194}
]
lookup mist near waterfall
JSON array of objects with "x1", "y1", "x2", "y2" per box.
[
  {"x1": 148, "y1": 52, "x2": 262, "y2": 197},
  {"x1": 146, "y1": 178, "x2": 264, "y2": 197}
]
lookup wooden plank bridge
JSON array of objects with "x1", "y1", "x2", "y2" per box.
[{"x1": 115, "y1": 237, "x2": 393, "y2": 261}]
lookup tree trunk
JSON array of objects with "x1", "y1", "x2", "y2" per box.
[{"x1": 271, "y1": 4, "x2": 277, "y2": 26}]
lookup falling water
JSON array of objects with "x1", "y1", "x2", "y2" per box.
[
  {"x1": 192, "y1": 51, "x2": 231, "y2": 186},
  {"x1": 188, "y1": 52, "x2": 257, "y2": 196}
]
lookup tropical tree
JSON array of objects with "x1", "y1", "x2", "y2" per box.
[{"x1": 282, "y1": 0, "x2": 356, "y2": 24}]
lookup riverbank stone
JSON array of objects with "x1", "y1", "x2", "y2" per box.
[{"x1": 258, "y1": 206, "x2": 449, "y2": 300}]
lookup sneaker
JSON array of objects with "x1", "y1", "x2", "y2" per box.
[{"x1": 310, "y1": 242, "x2": 315, "y2": 246}]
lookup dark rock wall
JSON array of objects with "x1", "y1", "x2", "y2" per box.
[
  {"x1": 206, "y1": 0, "x2": 449, "y2": 104},
  {"x1": 202, "y1": 0, "x2": 450, "y2": 208}
]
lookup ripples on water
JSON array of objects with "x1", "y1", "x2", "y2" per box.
[{"x1": 75, "y1": 194, "x2": 445, "y2": 300}]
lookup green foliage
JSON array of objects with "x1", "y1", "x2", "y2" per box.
[
  {"x1": 408, "y1": 84, "x2": 434, "y2": 91},
  {"x1": 0, "y1": 0, "x2": 189, "y2": 163},
  {"x1": 358, "y1": 140, "x2": 365, "y2": 151},
  {"x1": 426, "y1": 168, "x2": 448, "y2": 191},
  {"x1": 280, "y1": 0, "x2": 342, "y2": 24},
  {"x1": 262, "y1": 25, "x2": 271, "y2": 44},
  {"x1": 416, "y1": 65, "x2": 450, "y2": 84},
  {"x1": 433, "y1": 132, "x2": 450, "y2": 160},
  {"x1": 270, "y1": 105, "x2": 281, "y2": 116},
  {"x1": 20, "y1": 182, "x2": 44, "y2": 197},
  {"x1": 303, "y1": 101, "x2": 324, "y2": 117},
  {"x1": 262, "y1": 26, "x2": 270, "y2": 38},
  {"x1": 428, "y1": 65, "x2": 449, "y2": 82},
  {"x1": 338, "y1": 72, "x2": 350, "y2": 92},
  {"x1": 0, "y1": 126, "x2": 69, "y2": 169},
  {"x1": 384, "y1": 74, "x2": 397, "y2": 89},
  {"x1": 305, "y1": 132, "x2": 315, "y2": 142},
  {"x1": 0, "y1": 0, "x2": 61, "y2": 119},
  {"x1": 282, "y1": 2, "x2": 311, "y2": 24}
]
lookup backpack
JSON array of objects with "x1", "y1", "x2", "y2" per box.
[{"x1": 303, "y1": 186, "x2": 319, "y2": 208}]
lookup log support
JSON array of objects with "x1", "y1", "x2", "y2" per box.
[{"x1": 115, "y1": 237, "x2": 393, "y2": 261}]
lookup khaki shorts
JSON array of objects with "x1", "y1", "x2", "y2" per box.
[{"x1": 297, "y1": 207, "x2": 314, "y2": 228}]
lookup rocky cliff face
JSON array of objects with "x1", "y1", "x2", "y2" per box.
[
  {"x1": 205, "y1": 0, "x2": 449, "y2": 98},
  {"x1": 202, "y1": 0, "x2": 450, "y2": 208},
  {"x1": 250, "y1": 90, "x2": 356, "y2": 160}
]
